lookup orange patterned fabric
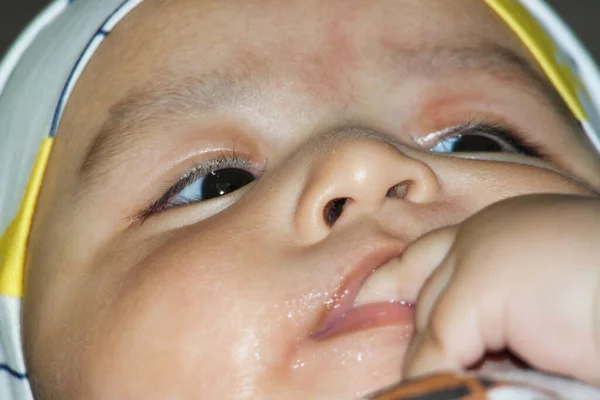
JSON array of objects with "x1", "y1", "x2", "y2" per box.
[{"x1": 367, "y1": 372, "x2": 557, "y2": 400}]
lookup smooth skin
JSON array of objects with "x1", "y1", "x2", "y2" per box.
[{"x1": 20, "y1": 0, "x2": 600, "y2": 399}]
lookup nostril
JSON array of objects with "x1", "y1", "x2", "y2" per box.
[
  {"x1": 386, "y1": 180, "x2": 411, "y2": 199},
  {"x1": 324, "y1": 198, "x2": 349, "y2": 227}
]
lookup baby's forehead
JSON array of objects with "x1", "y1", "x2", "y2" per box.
[
  {"x1": 58, "y1": 0, "x2": 547, "y2": 154},
  {"x1": 95, "y1": 0, "x2": 521, "y2": 78}
]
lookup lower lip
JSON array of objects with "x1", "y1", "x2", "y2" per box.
[{"x1": 311, "y1": 301, "x2": 415, "y2": 340}]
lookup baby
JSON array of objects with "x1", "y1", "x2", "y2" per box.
[{"x1": 1, "y1": 0, "x2": 600, "y2": 399}]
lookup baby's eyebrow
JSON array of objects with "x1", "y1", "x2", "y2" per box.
[
  {"x1": 80, "y1": 72, "x2": 255, "y2": 180},
  {"x1": 78, "y1": 43, "x2": 576, "y2": 182}
]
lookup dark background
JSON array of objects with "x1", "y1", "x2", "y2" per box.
[{"x1": 1, "y1": 1, "x2": 599, "y2": 63}]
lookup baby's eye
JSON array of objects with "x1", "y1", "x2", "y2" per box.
[
  {"x1": 169, "y1": 168, "x2": 255, "y2": 207},
  {"x1": 430, "y1": 133, "x2": 513, "y2": 153},
  {"x1": 428, "y1": 122, "x2": 543, "y2": 157},
  {"x1": 136, "y1": 153, "x2": 261, "y2": 220}
]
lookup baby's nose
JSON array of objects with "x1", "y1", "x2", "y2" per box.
[{"x1": 295, "y1": 138, "x2": 441, "y2": 242}]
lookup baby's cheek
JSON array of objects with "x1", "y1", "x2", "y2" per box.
[
  {"x1": 24, "y1": 230, "x2": 265, "y2": 399},
  {"x1": 438, "y1": 156, "x2": 593, "y2": 213},
  {"x1": 78, "y1": 260, "x2": 257, "y2": 398}
]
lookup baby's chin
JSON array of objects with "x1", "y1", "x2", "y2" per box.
[{"x1": 278, "y1": 325, "x2": 410, "y2": 398}]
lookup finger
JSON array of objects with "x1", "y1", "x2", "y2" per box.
[
  {"x1": 400, "y1": 226, "x2": 458, "y2": 276},
  {"x1": 412, "y1": 252, "x2": 455, "y2": 334},
  {"x1": 402, "y1": 326, "x2": 458, "y2": 379},
  {"x1": 398, "y1": 225, "x2": 458, "y2": 306},
  {"x1": 403, "y1": 256, "x2": 503, "y2": 379}
]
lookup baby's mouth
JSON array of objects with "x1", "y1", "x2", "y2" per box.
[{"x1": 310, "y1": 252, "x2": 416, "y2": 340}]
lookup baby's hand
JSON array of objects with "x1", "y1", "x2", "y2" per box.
[{"x1": 402, "y1": 194, "x2": 600, "y2": 386}]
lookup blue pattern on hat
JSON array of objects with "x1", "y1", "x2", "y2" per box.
[{"x1": 0, "y1": 365, "x2": 27, "y2": 380}]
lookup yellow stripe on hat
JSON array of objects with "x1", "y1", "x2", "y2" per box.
[
  {"x1": 485, "y1": 0, "x2": 586, "y2": 121},
  {"x1": 0, "y1": 138, "x2": 53, "y2": 297}
]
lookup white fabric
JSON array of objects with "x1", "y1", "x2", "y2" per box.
[
  {"x1": 0, "y1": 1, "x2": 146, "y2": 398},
  {"x1": 483, "y1": 369, "x2": 600, "y2": 400},
  {"x1": 0, "y1": 298, "x2": 28, "y2": 400},
  {"x1": 487, "y1": 386, "x2": 555, "y2": 400}
]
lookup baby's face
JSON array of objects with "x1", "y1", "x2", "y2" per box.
[{"x1": 22, "y1": 0, "x2": 600, "y2": 398}]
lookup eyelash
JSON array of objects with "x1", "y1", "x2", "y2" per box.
[
  {"x1": 429, "y1": 118, "x2": 547, "y2": 158},
  {"x1": 135, "y1": 151, "x2": 256, "y2": 221}
]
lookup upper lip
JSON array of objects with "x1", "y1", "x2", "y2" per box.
[{"x1": 310, "y1": 240, "x2": 412, "y2": 338}]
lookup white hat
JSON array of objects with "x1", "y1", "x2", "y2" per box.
[{"x1": 0, "y1": 1, "x2": 144, "y2": 398}]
